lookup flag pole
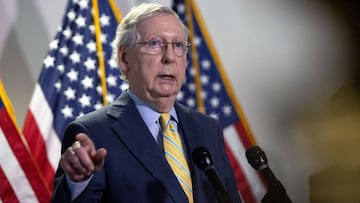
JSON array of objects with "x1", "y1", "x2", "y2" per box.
[
  {"x1": 184, "y1": 0, "x2": 205, "y2": 113},
  {"x1": 109, "y1": 0, "x2": 122, "y2": 23},
  {"x1": 92, "y1": 0, "x2": 108, "y2": 106}
]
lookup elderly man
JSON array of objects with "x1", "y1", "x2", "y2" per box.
[{"x1": 51, "y1": 3, "x2": 241, "y2": 203}]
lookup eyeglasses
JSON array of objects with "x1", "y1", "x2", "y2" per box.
[{"x1": 136, "y1": 37, "x2": 191, "y2": 57}]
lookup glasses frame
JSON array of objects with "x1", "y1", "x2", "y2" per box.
[{"x1": 135, "y1": 37, "x2": 191, "y2": 57}]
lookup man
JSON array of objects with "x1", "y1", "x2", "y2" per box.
[{"x1": 51, "y1": 3, "x2": 241, "y2": 203}]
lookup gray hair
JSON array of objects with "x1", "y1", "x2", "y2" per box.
[{"x1": 112, "y1": 3, "x2": 189, "y2": 80}]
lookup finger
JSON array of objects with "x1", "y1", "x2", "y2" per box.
[
  {"x1": 74, "y1": 145, "x2": 96, "y2": 174},
  {"x1": 92, "y1": 148, "x2": 107, "y2": 172},
  {"x1": 60, "y1": 153, "x2": 88, "y2": 180},
  {"x1": 69, "y1": 139, "x2": 95, "y2": 174},
  {"x1": 62, "y1": 161, "x2": 87, "y2": 182},
  {"x1": 72, "y1": 140, "x2": 81, "y2": 150},
  {"x1": 75, "y1": 133, "x2": 96, "y2": 155},
  {"x1": 74, "y1": 133, "x2": 106, "y2": 173},
  {"x1": 71, "y1": 141, "x2": 82, "y2": 156},
  {"x1": 65, "y1": 147, "x2": 89, "y2": 174},
  {"x1": 70, "y1": 153, "x2": 90, "y2": 174},
  {"x1": 60, "y1": 154, "x2": 75, "y2": 174},
  {"x1": 68, "y1": 147, "x2": 75, "y2": 155}
]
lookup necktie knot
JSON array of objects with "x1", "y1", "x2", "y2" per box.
[{"x1": 159, "y1": 113, "x2": 171, "y2": 128}]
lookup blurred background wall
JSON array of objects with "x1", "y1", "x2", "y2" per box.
[{"x1": 1, "y1": 0, "x2": 359, "y2": 202}]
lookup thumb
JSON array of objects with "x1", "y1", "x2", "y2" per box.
[{"x1": 92, "y1": 148, "x2": 107, "y2": 172}]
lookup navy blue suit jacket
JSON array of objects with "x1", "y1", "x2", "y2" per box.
[{"x1": 51, "y1": 92, "x2": 241, "y2": 203}]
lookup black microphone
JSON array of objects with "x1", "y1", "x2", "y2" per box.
[
  {"x1": 192, "y1": 147, "x2": 232, "y2": 203},
  {"x1": 245, "y1": 145, "x2": 292, "y2": 203}
]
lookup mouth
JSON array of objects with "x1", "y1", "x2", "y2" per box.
[{"x1": 158, "y1": 74, "x2": 176, "y2": 81}]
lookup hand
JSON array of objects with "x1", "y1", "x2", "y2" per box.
[{"x1": 60, "y1": 133, "x2": 107, "y2": 182}]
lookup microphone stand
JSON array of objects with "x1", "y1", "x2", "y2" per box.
[
  {"x1": 192, "y1": 147, "x2": 232, "y2": 203},
  {"x1": 246, "y1": 146, "x2": 292, "y2": 203},
  {"x1": 261, "y1": 177, "x2": 292, "y2": 203},
  {"x1": 203, "y1": 165, "x2": 232, "y2": 203}
]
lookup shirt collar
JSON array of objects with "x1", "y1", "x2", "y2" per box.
[{"x1": 127, "y1": 89, "x2": 178, "y2": 123}]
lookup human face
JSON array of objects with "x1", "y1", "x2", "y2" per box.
[{"x1": 120, "y1": 15, "x2": 187, "y2": 106}]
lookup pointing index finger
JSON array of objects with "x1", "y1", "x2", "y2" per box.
[{"x1": 75, "y1": 133, "x2": 96, "y2": 155}]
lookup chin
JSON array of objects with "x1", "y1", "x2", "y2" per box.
[{"x1": 156, "y1": 90, "x2": 178, "y2": 98}]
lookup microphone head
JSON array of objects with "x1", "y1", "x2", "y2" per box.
[
  {"x1": 192, "y1": 147, "x2": 214, "y2": 171},
  {"x1": 245, "y1": 145, "x2": 268, "y2": 170}
]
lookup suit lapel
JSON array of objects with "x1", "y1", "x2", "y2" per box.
[
  {"x1": 107, "y1": 93, "x2": 188, "y2": 202},
  {"x1": 175, "y1": 103, "x2": 210, "y2": 203},
  {"x1": 175, "y1": 103, "x2": 206, "y2": 156}
]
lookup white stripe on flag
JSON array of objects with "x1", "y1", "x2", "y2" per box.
[
  {"x1": 0, "y1": 128, "x2": 38, "y2": 203},
  {"x1": 29, "y1": 84, "x2": 61, "y2": 170},
  {"x1": 224, "y1": 125, "x2": 266, "y2": 202}
]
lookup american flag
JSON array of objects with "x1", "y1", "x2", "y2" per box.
[
  {"x1": 172, "y1": 0, "x2": 266, "y2": 202},
  {"x1": 0, "y1": 79, "x2": 51, "y2": 202},
  {"x1": 22, "y1": 0, "x2": 123, "y2": 195},
  {"x1": 21, "y1": 0, "x2": 265, "y2": 202}
]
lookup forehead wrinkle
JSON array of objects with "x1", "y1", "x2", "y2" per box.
[{"x1": 136, "y1": 16, "x2": 185, "y2": 42}]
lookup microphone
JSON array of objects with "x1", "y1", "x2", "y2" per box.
[
  {"x1": 245, "y1": 145, "x2": 292, "y2": 203},
  {"x1": 192, "y1": 147, "x2": 232, "y2": 203}
]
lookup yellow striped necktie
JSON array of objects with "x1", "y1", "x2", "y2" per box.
[{"x1": 160, "y1": 113, "x2": 193, "y2": 203}]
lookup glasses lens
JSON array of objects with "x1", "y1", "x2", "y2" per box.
[
  {"x1": 147, "y1": 39, "x2": 162, "y2": 53},
  {"x1": 173, "y1": 41, "x2": 185, "y2": 56}
]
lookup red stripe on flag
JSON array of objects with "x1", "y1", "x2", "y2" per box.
[
  {"x1": 225, "y1": 142, "x2": 257, "y2": 203},
  {"x1": 0, "y1": 110, "x2": 51, "y2": 202},
  {"x1": 23, "y1": 110, "x2": 55, "y2": 188},
  {"x1": 0, "y1": 167, "x2": 19, "y2": 203},
  {"x1": 233, "y1": 121, "x2": 267, "y2": 188}
]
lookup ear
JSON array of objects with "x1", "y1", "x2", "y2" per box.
[{"x1": 118, "y1": 45, "x2": 129, "y2": 73}]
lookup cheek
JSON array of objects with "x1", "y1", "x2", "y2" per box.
[
  {"x1": 128, "y1": 55, "x2": 150, "y2": 75},
  {"x1": 178, "y1": 61, "x2": 187, "y2": 82},
  {"x1": 179, "y1": 68, "x2": 186, "y2": 82},
  {"x1": 140, "y1": 57, "x2": 156, "y2": 72},
  {"x1": 137, "y1": 59, "x2": 158, "y2": 82}
]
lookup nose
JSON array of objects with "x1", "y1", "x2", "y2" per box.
[{"x1": 161, "y1": 43, "x2": 175, "y2": 64}]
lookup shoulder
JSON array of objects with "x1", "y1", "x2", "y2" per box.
[{"x1": 75, "y1": 92, "x2": 134, "y2": 124}]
